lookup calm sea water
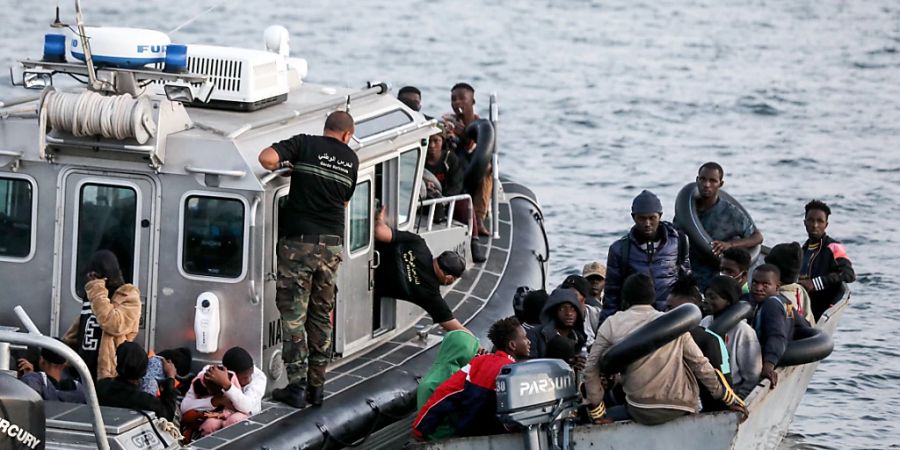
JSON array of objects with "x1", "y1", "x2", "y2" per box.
[{"x1": 2, "y1": 0, "x2": 898, "y2": 447}]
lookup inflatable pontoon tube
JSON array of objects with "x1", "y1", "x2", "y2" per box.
[
  {"x1": 779, "y1": 327, "x2": 834, "y2": 367},
  {"x1": 674, "y1": 182, "x2": 761, "y2": 265},
  {"x1": 707, "y1": 301, "x2": 755, "y2": 337},
  {"x1": 600, "y1": 303, "x2": 702, "y2": 375}
]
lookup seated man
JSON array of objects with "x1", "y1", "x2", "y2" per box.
[
  {"x1": 765, "y1": 242, "x2": 815, "y2": 324},
  {"x1": 374, "y1": 206, "x2": 468, "y2": 332},
  {"x1": 584, "y1": 274, "x2": 746, "y2": 425},
  {"x1": 720, "y1": 247, "x2": 751, "y2": 298},
  {"x1": 526, "y1": 288, "x2": 587, "y2": 367},
  {"x1": 180, "y1": 347, "x2": 267, "y2": 441},
  {"x1": 424, "y1": 133, "x2": 464, "y2": 198},
  {"x1": 561, "y1": 275, "x2": 602, "y2": 348},
  {"x1": 97, "y1": 342, "x2": 178, "y2": 421},
  {"x1": 18, "y1": 345, "x2": 86, "y2": 403},
  {"x1": 750, "y1": 265, "x2": 810, "y2": 388},
  {"x1": 677, "y1": 162, "x2": 764, "y2": 290},
  {"x1": 413, "y1": 316, "x2": 530, "y2": 440},
  {"x1": 602, "y1": 190, "x2": 690, "y2": 323},
  {"x1": 582, "y1": 261, "x2": 607, "y2": 307},
  {"x1": 799, "y1": 200, "x2": 856, "y2": 320},
  {"x1": 665, "y1": 276, "x2": 731, "y2": 412},
  {"x1": 700, "y1": 275, "x2": 762, "y2": 398}
]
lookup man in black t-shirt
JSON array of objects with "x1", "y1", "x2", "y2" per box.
[
  {"x1": 374, "y1": 207, "x2": 469, "y2": 333},
  {"x1": 258, "y1": 111, "x2": 359, "y2": 409}
]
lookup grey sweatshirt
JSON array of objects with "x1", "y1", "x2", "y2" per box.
[{"x1": 700, "y1": 315, "x2": 762, "y2": 398}]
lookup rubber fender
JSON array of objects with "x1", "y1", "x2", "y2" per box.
[
  {"x1": 778, "y1": 327, "x2": 834, "y2": 367},
  {"x1": 707, "y1": 301, "x2": 755, "y2": 337},
  {"x1": 674, "y1": 182, "x2": 761, "y2": 265},
  {"x1": 462, "y1": 119, "x2": 495, "y2": 194},
  {"x1": 599, "y1": 303, "x2": 702, "y2": 374}
]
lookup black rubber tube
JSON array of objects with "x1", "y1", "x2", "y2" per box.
[
  {"x1": 599, "y1": 303, "x2": 702, "y2": 374},
  {"x1": 707, "y1": 301, "x2": 755, "y2": 337},
  {"x1": 674, "y1": 182, "x2": 761, "y2": 265},
  {"x1": 462, "y1": 119, "x2": 495, "y2": 194},
  {"x1": 778, "y1": 327, "x2": 834, "y2": 367}
]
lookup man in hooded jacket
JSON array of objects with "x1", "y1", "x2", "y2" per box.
[{"x1": 525, "y1": 288, "x2": 588, "y2": 364}]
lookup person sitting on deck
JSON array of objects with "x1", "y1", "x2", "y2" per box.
[
  {"x1": 525, "y1": 287, "x2": 588, "y2": 371},
  {"x1": 799, "y1": 200, "x2": 856, "y2": 320},
  {"x1": 750, "y1": 264, "x2": 811, "y2": 389},
  {"x1": 422, "y1": 132, "x2": 464, "y2": 223},
  {"x1": 180, "y1": 347, "x2": 267, "y2": 441},
  {"x1": 765, "y1": 242, "x2": 815, "y2": 324},
  {"x1": 374, "y1": 206, "x2": 468, "y2": 333},
  {"x1": 720, "y1": 247, "x2": 752, "y2": 299},
  {"x1": 97, "y1": 342, "x2": 178, "y2": 421},
  {"x1": 416, "y1": 330, "x2": 481, "y2": 411},
  {"x1": 665, "y1": 276, "x2": 732, "y2": 412},
  {"x1": 413, "y1": 316, "x2": 530, "y2": 440},
  {"x1": 700, "y1": 275, "x2": 762, "y2": 398},
  {"x1": 18, "y1": 345, "x2": 86, "y2": 403},
  {"x1": 582, "y1": 261, "x2": 607, "y2": 307},
  {"x1": 676, "y1": 162, "x2": 764, "y2": 291},
  {"x1": 584, "y1": 274, "x2": 747, "y2": 425},
  {"x1": 601, "y1": 190, "x2": 690, "y2": 324},
  {"x1": 140, "y1": 347, "x2": 192, "y2": 396},
  {"x1": 560, "y1": 275, "x2": 602, "y2": 348}
]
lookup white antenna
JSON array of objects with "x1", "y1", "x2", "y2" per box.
[{"x1": 168, "y1": 0, "x2": 232, "y2": 35}]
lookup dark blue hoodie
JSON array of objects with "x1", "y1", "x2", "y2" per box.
[{"x1": 525, "y1": 288, "x2": 587, "y2": 359}]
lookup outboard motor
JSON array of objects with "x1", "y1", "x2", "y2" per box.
[
  {"x1": 496, "y1": 359, "x2": 578, "y2": 450},
  {"x1": 0, "y1": 373, "x2": 44, "y2": 450}
]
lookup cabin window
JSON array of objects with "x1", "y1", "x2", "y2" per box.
[
  {"x1": 182, "y1": 196, "x2": 245, "y2": 278},
  {"x1": 0, "y1": 177, "x2": 34, "y2": 259},
  {"x1": 397, "y1": 148, "x2": 420, "y2": 225},
  {"x1": 354, "y1": 109, "x2": 413, "y2": 141},
  {"x1": 75, "y1": 184, "x2": 138, "y2": 295},
  {"x1": 348, "y1": 180, "x2": 371, "y2": 253}
]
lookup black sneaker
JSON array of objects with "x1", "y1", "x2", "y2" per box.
[
  {"x1": 306, "y1": 385, "x2": 324, "y2": 407},
  {"x1": 272, "y1": 383, "x2": 307, "y2": 408}
]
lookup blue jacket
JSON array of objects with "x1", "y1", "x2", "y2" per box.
[{"x1": 601, "y1": 221, "x2": 690, "y2": 323}]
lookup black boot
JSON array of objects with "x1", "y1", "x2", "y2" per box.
[
  {"x1": 306, "y1": 385, "x2": 324, "y2": 407},
  {"x1": 272, "y1": 383, "x2": 307, "y2": 408}
]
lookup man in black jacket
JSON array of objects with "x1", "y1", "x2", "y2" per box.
[
  {"x1": 750, "y1": 265, "x2": 809, "y2": 388},
  {"x1": 602, "y1": 190, "x2": 690, "y2": 323},
  {"x1": 97, "y1": 342, "x2": 178, "y2": 421},
  {"x1": 799, "y1": 200, "x2": 855, "y2": 320}
]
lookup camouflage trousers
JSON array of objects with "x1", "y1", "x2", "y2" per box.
[{"x1": 276, "y1": 237, "x2": 343, "y2": 388}]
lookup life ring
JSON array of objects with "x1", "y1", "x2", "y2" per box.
[
  {"x1": 778, "y1": 327, "x2": 834, "y2": 367},
  {"x1": 707, "y1": 301, "x2": 754, "y2": 337},
  {"x1": 462, "y1": 119, "x2": 495, "y2": 194},
  {"x1": 599, "y1": 303, "x2": 701, "y2": 374},
  {"x1": 674, "y1": 182, "x2": 761, "y2": 265}
]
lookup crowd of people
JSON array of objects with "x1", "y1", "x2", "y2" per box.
[
  {"x1": 15, "y1": 249, "x2": 267, "y2": 444},
  {"x1": 411, "y1": 161, "x2": 856, "y2": 440}
]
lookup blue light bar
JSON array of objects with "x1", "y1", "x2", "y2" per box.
[
  {"x1": 43, "y1": 34, "x2": 66, "y2": 63},
  {"x1": 164, "y1": 44, "x2": 188, "y2": 73}
]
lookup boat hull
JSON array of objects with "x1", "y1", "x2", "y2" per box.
[{"x1": 411, "y1": 294, "x2": 850, "y2": 450}]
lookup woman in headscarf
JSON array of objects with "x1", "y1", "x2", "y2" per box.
[{"x1": 64, "y1": 250, "x2": 142, "y2": 381}]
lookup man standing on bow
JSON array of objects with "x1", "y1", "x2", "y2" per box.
[{"x1": 258, "y1": 111, "x2": 359, "y2": 408}]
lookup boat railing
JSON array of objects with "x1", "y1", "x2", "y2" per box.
[
  {"x1": 416, "y1": 194, "x2": 475, "y2": 234},
  {"x1": 489, "y1": 93, "x2": 501, "y2": 239},
  {"x1": 3, "y1": 306, "x2": 111, "y2": 450}
]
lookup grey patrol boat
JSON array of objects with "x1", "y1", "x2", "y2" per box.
[{"x1": 0, "y1": 2, "x2": 549, "y2": 449}]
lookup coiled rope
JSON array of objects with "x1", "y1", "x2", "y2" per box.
[{"x1": 43, "y1": 90, "x2": 156, "y2": 144}]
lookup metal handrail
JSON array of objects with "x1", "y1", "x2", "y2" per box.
[
  {"x1": 418, "y1": 194, "x2": 474, "y2": 233},
  {"x1": 2, "y1": 307, "x2": 110, "y2": 450},
  {"x1": 184, "y1": 166, "x2": 247, "y2": 178},
  {"x1": 489, "y1": 93, "x2": 500, "y2": 239}
]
